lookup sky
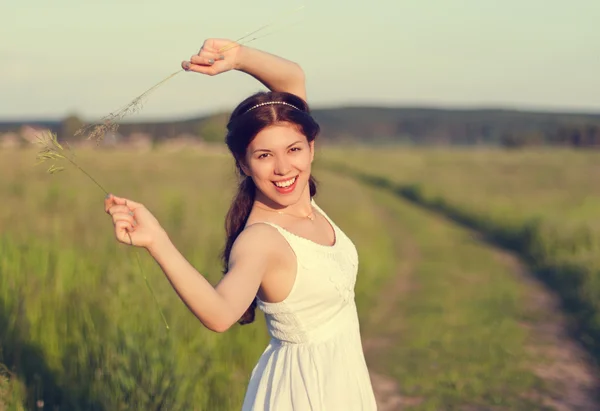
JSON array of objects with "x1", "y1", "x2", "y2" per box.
[{"x1": 2, "y1": 0, "x2": 599, "y2": 121}]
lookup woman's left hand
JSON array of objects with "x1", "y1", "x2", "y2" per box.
[
  {"x1": 181, "y1": 38, "x2": 242, "y2": 76},
  {"x1": 104, "y1": 194, "x2": 169, "y2": 250}
]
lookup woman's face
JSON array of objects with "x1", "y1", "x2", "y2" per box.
[{"x1": 243, "y1": 122, "x2": 314, "y2": 207}]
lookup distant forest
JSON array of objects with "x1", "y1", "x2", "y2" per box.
[{"x1": 2, "y1": 106, "x2": 600, "y2": 148}]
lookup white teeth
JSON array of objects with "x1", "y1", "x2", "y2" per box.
[{"x1": 274, "y1": 177, "x2": 296, "y2": 188}]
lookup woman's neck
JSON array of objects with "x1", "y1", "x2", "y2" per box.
[{"x1": 254, "y1": 186, "x2": 313, "y2": 216}]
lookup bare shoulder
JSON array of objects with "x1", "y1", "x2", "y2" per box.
[
  {"x1": 238, "y1": 222, "x2": 282, "y2": 243},
  {"x1": 229, "y1": 223, "x2": 287, "y2": 261}
]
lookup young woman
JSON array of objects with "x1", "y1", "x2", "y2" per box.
[{"x1": 104, "y1": 38, "x2": 377, "y2": 410}]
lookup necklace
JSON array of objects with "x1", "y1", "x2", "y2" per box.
[{"x1": 254, "y1": 203, "x2": 315, "y2": 221}]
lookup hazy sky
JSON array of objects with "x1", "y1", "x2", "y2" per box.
[{"x1": 2, "y1": 0, "x2": 599, "y2": 120}]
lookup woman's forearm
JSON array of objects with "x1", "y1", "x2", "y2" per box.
[
  {"x1": 235, "y1": 46, "x2": 306, "y2": 100},
  {"x1": 147, "y1": 236, "x2": 232, "y2": 332}
]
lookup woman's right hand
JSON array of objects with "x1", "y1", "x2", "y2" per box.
[
  {"x1": 181, "y1": 38, "x2": 242, "y2": 76},
  {"x1": 104, "y1": 194, "x2": 168, "y2": 250}
]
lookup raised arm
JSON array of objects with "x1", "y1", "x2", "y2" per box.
[
  {"x1": 104, "y1": 194, "x2": 279, "y2": 332},
  {"x1": 182, "y1": 38, "x2": 307, "y2": 101},
  {"x1": 234, "y1": 46, "x2": 306, "y2": 101}
]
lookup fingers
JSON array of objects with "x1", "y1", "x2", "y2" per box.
[
  {"x1": 104, "y1": 194, "x2": 145, "y2": 213},
  {"x1": 182, "y1": 49, "x2": 225, "y2": 72},
  {"x1": 115, "y1": 220, "x2": 135, "y2": 244},
  {"x1": 122, "y1": 198, "x2": 145, "y2": 210},
  {"x1": 106, "y1": 201, "x2": 139, "y2": 228},
  {"x1": 103, "y1": 193, "x2": 143, "y2": 246},
  {"x1": 110, "y1": 208, "x2": 137, "y2": 243},
  {"x1": 106, "y1": 204, "x2": 130, "y2": 216},
  {"x1": 197, "y1": 40, "x2": 227, "y2": 58},
  {"x1": 104, "y1": 193, "x2": 127, "y2": 213},
  {"x1": 112, "y1": 211, "x2": 136, "y2": 227},
  {"x1": 182, "y1": 62, "x2": 214, "y2": 74},
  {"x1": 104, "y1": 194, "x2": 113, "y2": 213},
  {"x1": 191, "y1": 52, "x2": 223, "y2": 66}
]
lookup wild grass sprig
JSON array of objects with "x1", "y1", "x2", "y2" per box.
[
  {"x1": 218, "y1": 5, "x2": 305, "y2": 53},
  {"x1": 35, "y1": 131, "x2": 170, "y2": 330},
  {"x1": 36, "y1": 132, "x2": 108, "y2": 192},
  {"x1": 34, "y1": 5, "x2": 306, "y2": 331},
  {"x1": 72, "y1": 5, "x2": 305, "y2": 146}
]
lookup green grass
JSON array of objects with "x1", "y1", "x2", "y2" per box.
[
  {"x1": 361, "y1": 185, "x2": 551, "y2": 410},
  {"x1": 0, "y1": 364, "x2": 24, "y2": 411},
  {"x1": 1, "y1": 150, "x2": 258, "y2": 410},
  {"x1": 321, "y1": 146, "x2": 600, "y2": 238},
  {"x1": 0, "y1": 148, "x2": 399, "y2": 410},
  {"x1": 322, "y1": 146, "x2": 600, "y2": 363},
  {"x1": 0, "y1": 146, "x2": 591, "y2": 410}
]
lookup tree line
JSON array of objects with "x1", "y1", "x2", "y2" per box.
[{"x1": 2, "y1": 107, "x2": 599, "y2": 148}]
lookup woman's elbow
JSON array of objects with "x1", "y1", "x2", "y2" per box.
[
  {"x1": 208, "y1": 322, "x2": 231, "y2": 333},
  {"x1": 202, "y1": 316, "x2": 235, "y2": 333},
  {"x1": 295, "y1": 63, "x2": 305, "y2": 79},
  {"x1": 286, "y1": 66, "x2": 307, "y2": 101},
  {"x1": 197, "y1": 299, "x2": 241, "y2": 333},
  {"x1": 294, "y1": 64, "x2": 306, "y2": 87}
]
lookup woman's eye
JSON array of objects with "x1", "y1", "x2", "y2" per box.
[
  {"x1": 258, "y1": 153, "x2": 269, "y2": 159},
  {"x1": 290, "y1": 147, "x2": 301, "y2": 152}
]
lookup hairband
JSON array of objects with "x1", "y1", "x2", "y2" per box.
[{"x1": 243, "y1": 101, "x2": 301, "y2": 114}]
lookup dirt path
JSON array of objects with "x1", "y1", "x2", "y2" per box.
[
  {"x1": 361, "y1": 198, "x2": 600, "y2": 410},
  {"x1": 493, "y1": 251, "x2": 600, "y2": 411},
  {"x1": 361, "y1": 203, "x2": 423, "y2": 411}
]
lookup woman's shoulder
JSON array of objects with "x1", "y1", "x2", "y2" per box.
[
  {"x1": 228, "y1": 222, "x2": 287, "y2": 261},
  {"x1": 229, "y1": 222, "x2": 296, "y2": 270},
  {"x1": 240, "y1": 221, "x2": 282, "y2": 241},
  {"x1": 236, "y1": 221, "x2": 291, "y2": 250}
]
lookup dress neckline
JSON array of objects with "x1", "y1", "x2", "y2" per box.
[{"x1": 250, "y1": 199, "x2": 338, "y2": 249}]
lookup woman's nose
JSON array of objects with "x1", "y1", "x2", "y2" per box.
[{"x1": 274, "y1": 156, "x2": 291, "y2": 175}]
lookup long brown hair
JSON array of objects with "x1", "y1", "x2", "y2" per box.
[{"x1": 221, "y1": 91, "x2": 320, "y2": 325}]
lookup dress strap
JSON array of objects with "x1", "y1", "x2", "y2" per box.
[
  {"x1": 247, "y1": 220, "x2": 285, "y2": 234},
  {"x1": 246, "y1": 199, "x2": 338, "y2": 250},
  {"x1": 245, "y1": 221, "x2": 298, "y2": 250},
  {"x1": 310, "y1": 199, "x2": 334, "y2": 226}
]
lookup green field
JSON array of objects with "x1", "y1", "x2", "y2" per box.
[
  {"x1": 1, "y1": 146, "x2": 598, "y2": 410},
  {"x1": 321, "y1": 147, "x2": 600, "y2": 358}
]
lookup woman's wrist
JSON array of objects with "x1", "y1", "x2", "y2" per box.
[
  {"x1": 233, "y1": 45, "x2": 249, "y2": 71},
  {"x1": 146, "y1": 230, "x2": 172, "y2": 257}
]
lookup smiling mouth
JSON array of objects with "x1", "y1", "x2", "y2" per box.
[{"x1": 273, "y1": 176, "x2": 297, "y2": 188}]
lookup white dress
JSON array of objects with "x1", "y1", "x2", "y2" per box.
[{"x1": 241, "y1": 201, "x2": 377, "y2": 410}]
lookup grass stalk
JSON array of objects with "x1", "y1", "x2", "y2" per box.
[{"x1": 35, "y1": 131, "x2": 170, "y2": 330}]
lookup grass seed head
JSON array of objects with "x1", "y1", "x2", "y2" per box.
[{"x1": 35, "y1": 132, "x2": 67, "y2": 172}]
